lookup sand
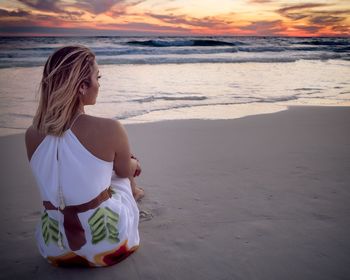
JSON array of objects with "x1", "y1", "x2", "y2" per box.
[{"x1": 0, "y1": 106, "x2": 350, "y2": 280}]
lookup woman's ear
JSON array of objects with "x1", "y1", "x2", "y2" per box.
[{"x1": 79, "y1": 82, "x2": 87, "y2": 95}]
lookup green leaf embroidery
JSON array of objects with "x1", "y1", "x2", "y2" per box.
[
  {"x1": 88, "y1": 207, "x2": 120, "y2": 244},
  {"x1": 41, "y1": 210, "x2": 62, "y2": 246}
]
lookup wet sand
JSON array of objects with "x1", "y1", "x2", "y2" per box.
[{"x1": 0, "y1": 106, "x2": 350, "y2": 280}]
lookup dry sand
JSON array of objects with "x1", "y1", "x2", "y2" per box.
[{"x1": 0, "y1": 106, "x2": 349, "y2": 280}]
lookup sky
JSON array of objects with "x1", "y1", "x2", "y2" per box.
[{"x1": 0, "y1": 0, "x2": 349, "y2": 36}]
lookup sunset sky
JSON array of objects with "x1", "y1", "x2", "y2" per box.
[{"x1": 0, "y1": 0, "x2": 349, "y2": 36}]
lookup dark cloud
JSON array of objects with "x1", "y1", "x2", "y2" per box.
[
  {"x1": 73, "y1": 0, "x2": 121, "y2": 14},
  {"x1": 282, "y1": 12, "x2": 309, "y2": 21},
  {"x1": 16, "y1": 0, "x2": 144, "y2": 15},
  {"x1": 60, "y1": 10, "x2": 85, "y2": 21},
  {"x1": 331, "y1": 25, "x2": 350, "y2": 34},
  {"x1": 145, "y1": 13, "x2": 235, "y2": 29},
  {"x1": 18, "y1": 0, "x2": 65, "y2": 13},
  {"x1": 100, "y1": 21, "x2": 190, "y2": 33},
  {"x1": 310, "y1": 15, "x2": 346, "y2": 25},
  {"x1": 0, "y1": 8, "x2": 31, "y2": 17},
  {"x1": 292, "y1": 25, "x2": 322, "y2": 33},
  {"x1": 72, "y1": 0, "x2": 144, "y2": 15},
  {"x1": 277, "y1": 3, "x2": 330, "y2": 20},
  {"x1": 0, "y1": 9, "x2": 89, "y2": 31},
  {"x1": 240, "y1": 20, "x2": 285, "y2": 35},
  {"x1": 65, "y1": 10, "x2": 84, "y2": 17},
  {"x1": 14, "y1": 0, "x2": 84, "y2": 20},
  {"x1": 0, "y1": 21, "x2": 189, "y2": 36},
  {"x1": 35, "y1": 13, "x2": 69, "y2": 25},
  {"x1": 278, "y1": 3, "x2": 328, "y2": 15},
  {"x1": 146, "y1": 13, "x2": 196, "y2": 26},
  {"x1": 0, "y1": 25, "x2": 138, "y2": 35},
  {"x1": 106, "y1": 5, "x2": 129, "y2": 17},
  {"x1": 0, "y1": 13, "x2": 69, "y2": 27},
  {"x1": 104, "y1": 0, "x2": 149, "y2": 17}
]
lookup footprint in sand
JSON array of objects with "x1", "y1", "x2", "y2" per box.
[
  {"x1": 21, "y1": 211, "x2": 41, "y2": 222},
  {"x1": 139, "y1": 209, "x2": 153, "y2": 222}
]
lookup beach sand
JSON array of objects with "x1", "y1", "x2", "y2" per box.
[{"x1": 0, "y1": 106, "x2": 349, "y2": 280}]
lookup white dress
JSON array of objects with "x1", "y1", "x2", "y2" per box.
[{"x1": 29, "y1": 127, "x2": 140, "y2": 267}]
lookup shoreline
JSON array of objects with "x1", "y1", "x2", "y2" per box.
[
  {"x1": 2, "y1": 103, "x2": 350, "y2": 137},
  {"x1": 1, "y1": 105, "x2": 350, "y2": 279},
  {"x1": 122, "y1": 103, "x2": 350, "y2": 125}
]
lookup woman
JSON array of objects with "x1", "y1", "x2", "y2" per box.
[{"x1": 25, "y1": 45, "x2": 144, "y2": 267}]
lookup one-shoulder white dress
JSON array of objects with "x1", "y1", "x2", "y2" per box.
[{"x1": 29, "y1": 127, "x2": 140, "y2": 267}]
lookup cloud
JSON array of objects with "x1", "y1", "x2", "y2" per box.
[
  {"x1": 276, "y1": 2, "x2": 350, "y2": 34},
  {"x1": 146, "y1": 13, "x2": 199, "y2": 26},
  {"x1": 72, "y1": 0, "x2": 145, "y2": 15},
  {"x1": 248, "y1": 0, "x2": 274, "y2": 3},
  {"x1": 72, "y1": 0, "x2": 121, "y2": 14},
  {"x1": 16, "y1": 0, "x2": 144, "y2": 15},
  {"x1": 164, "y1": 7, "x2": 181, "y2": 12},
  {"x1": 1, "y1": 0, "x2": 348, "y2": 36},
  {"x1": 0, "y1": 13, "x2": 70, "y2": 28},
  {"x1": 277, "y1": 3, "x2": 329, "y2": 20},
  {"x1": 100, "y1": 21, "x2": 190, "y2": 33},
  {"x1": 331, "y1": 25, "x2": 350, "y2": 34},
  {"x1": 239, "y1": 20, "x2": 286, "y2": 35},
  {"x1": 0, "y1": 25, "x2": 132, "y2": 35},
  {"x1": 18, "y1": 0, "x2": 65, "y2": 13},
  {"x1": 0, "y1": 8, "x2": 88, "y2": 30},
  {"x1": 64, "y1": 10, "x2": 85, "y2": 17},
  {"x1": 145, "y1": 12, "x2": 236, "y2": 30},
  {"x1": 292, "y1": 24, "x2": 322, "y2": 33},
  {"x1": 0, "y1": 8, "x2": 31, "y2": 17},
  {"x1": 16, "y1": 0, "x2": 85, "y2": 20},
  {"x1": 309, "y1": 15, "x2": 346, "y2": 25},
  {"x1": 278, "y1": 3, "x2": 328, "y2": 15}
]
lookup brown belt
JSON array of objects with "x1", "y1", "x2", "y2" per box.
[{"x1": 43, "y1": 186, "x2": 113, "y2": 251}]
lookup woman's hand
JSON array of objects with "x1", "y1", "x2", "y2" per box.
[
  {"x1": 131, "y1": 158, "x2": 142, "y2": 177},
  {"x1": 134, "y1": 160, "x2": 141, "y2": 177}
]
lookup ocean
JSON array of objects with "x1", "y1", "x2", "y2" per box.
[{"x1": 0, "y1": 36, "x2": 349, "y2": 135}]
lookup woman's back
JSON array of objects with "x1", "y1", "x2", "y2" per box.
[
  {"x1": 29, "y1": 115, "x2": 114, "y2": 205},
  {"x1": 26, "y1": 115, "x2": 140, "y2": 267},
  {"x1": 27, "y1": 114, "x2": 117, "y2": 162}
]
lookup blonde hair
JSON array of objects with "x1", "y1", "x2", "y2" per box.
[{"x1": 33, "y1": 45, "x2": 95, "y2": 136}]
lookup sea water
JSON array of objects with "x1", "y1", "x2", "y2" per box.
[{"x1": 0, "y1": 36, "x2": 349, "y2": 135}]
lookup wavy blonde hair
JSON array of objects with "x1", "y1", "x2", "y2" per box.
[{"x1": 33, "y1": 45, "x2": 95, "y2": 136}]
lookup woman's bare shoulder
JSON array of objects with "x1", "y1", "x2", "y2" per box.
[
  {"x1": 25, "y1": 125, "x2": 45, "y2": 160},
  {"x1": 25, "y1": 125, "x2": 44, "y2": 144},
  {"x1": 73, "y1": 115, "x2": 127, "y2": 160},
  {"x1": 79, "y1": 115, "x2": 123, "y2": 134}
]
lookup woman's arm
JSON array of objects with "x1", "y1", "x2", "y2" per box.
[
  {"x1": 112, "y1": 120, "x2": 131, "y2": 178},
  {"x1": 112, "y1": 120, "x2": 136, "y2": 178}
]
